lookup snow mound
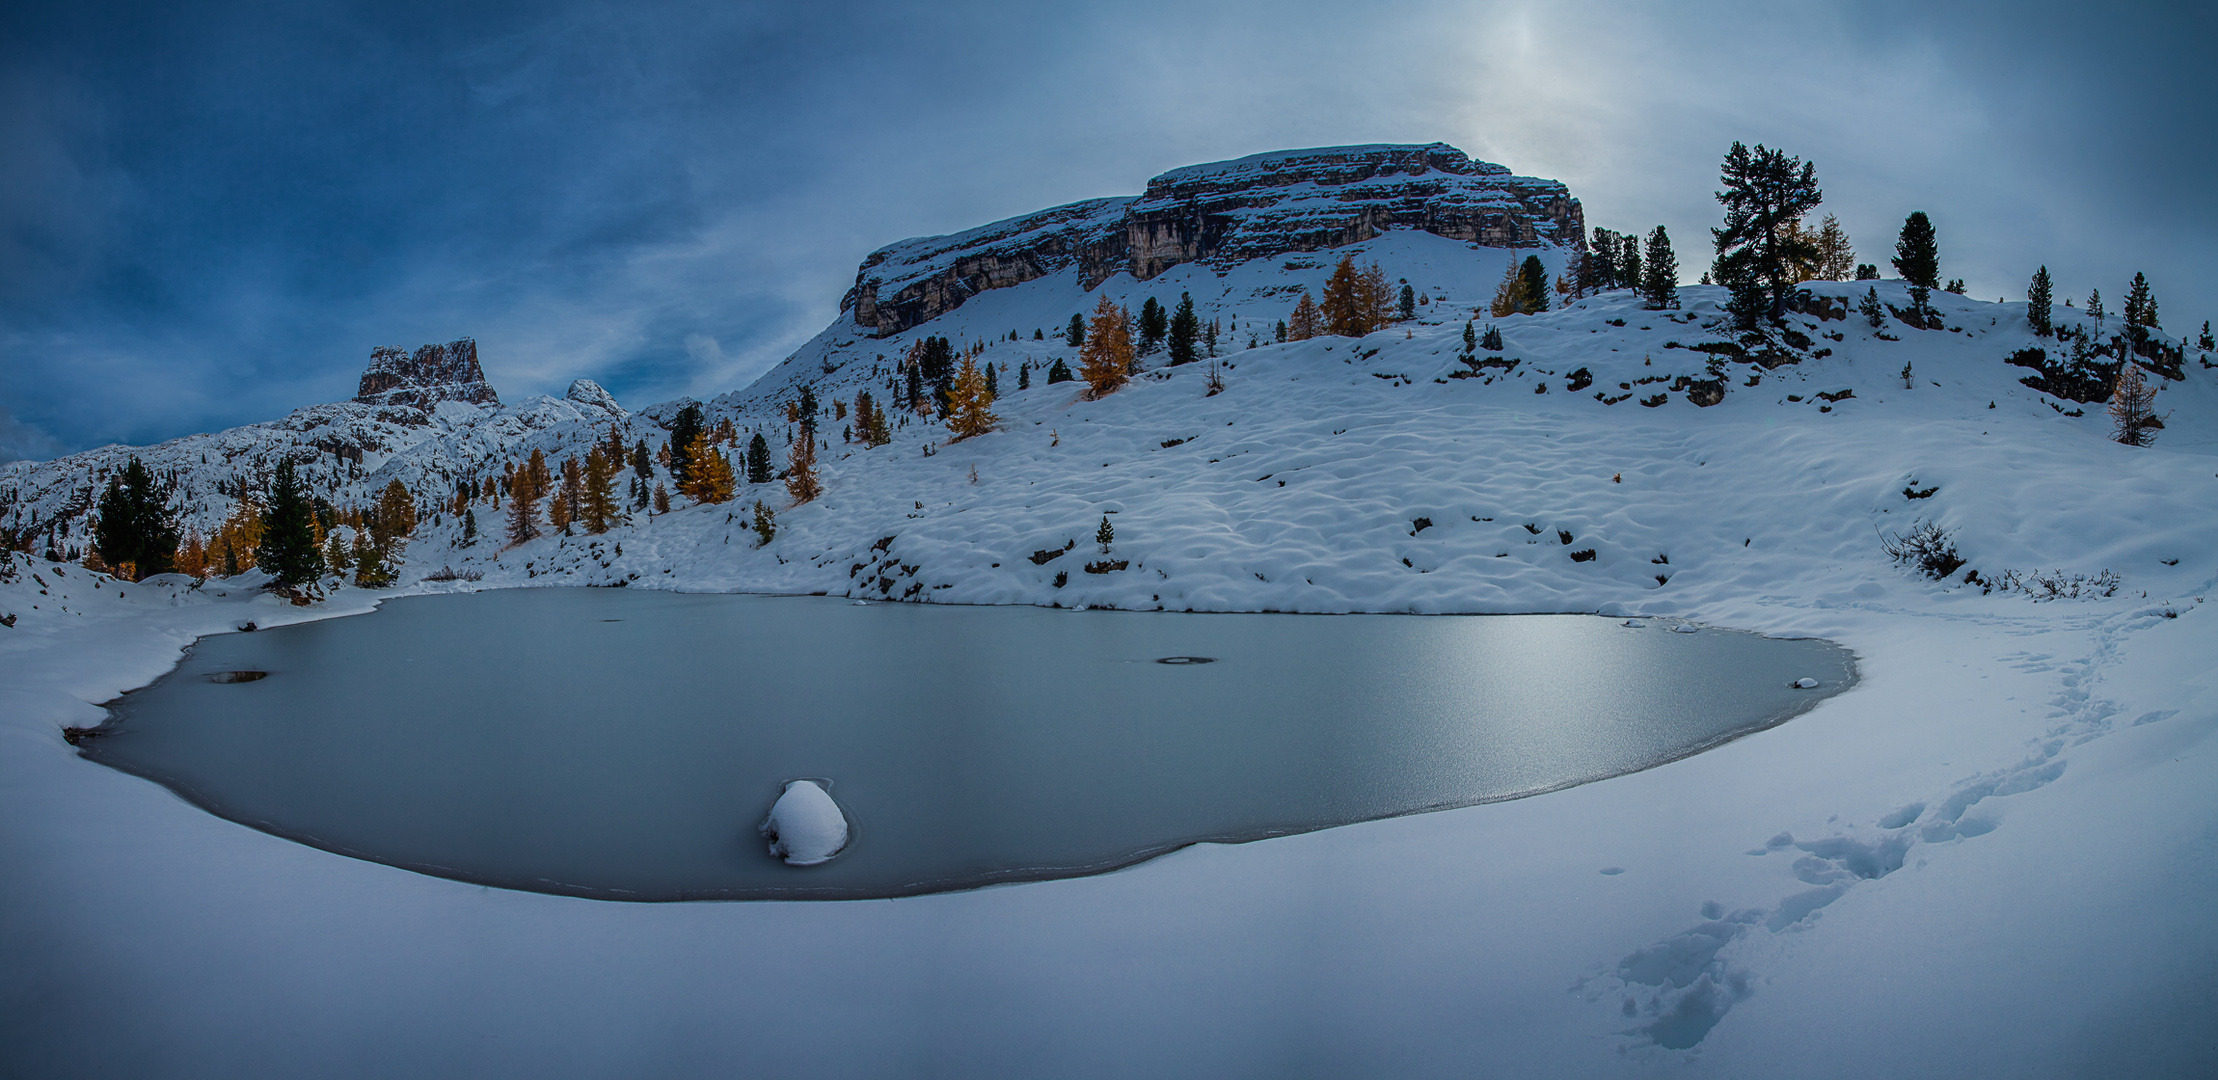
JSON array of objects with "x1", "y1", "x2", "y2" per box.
[{"x1": 759, "y1": 779, "x2": 849, "y2": 866}]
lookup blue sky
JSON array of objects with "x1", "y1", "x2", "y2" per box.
[{"x1": 3, "y1": 0, "x2": 2211, "y2": 461}]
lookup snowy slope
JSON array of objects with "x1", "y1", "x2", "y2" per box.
[{"x1": 3, "y1": 189, "x2": 2217, "y2": 1076}]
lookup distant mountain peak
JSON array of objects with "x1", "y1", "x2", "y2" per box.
[
  {"x1": 843, "y1": 142, "x2": 1583, "y2": 337},
  {"x1": 356, "y1": 339, "x2": 500, "y2": 410}
]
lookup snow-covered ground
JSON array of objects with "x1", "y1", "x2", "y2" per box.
[{"x1": 4, "y1": 233, "x2": 2216, "y2": 1076}]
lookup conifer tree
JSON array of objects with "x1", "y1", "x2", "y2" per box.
[
  {"x1": 94, "y1": 456, "x2": 178, "y2": 580},
  {"x1": 1462, "y1": 321, "x2": 1477, "y2": 357},
  {"x1": 1287, "y1": 292, "x2": 1321, "y2": 340},
  {"x1": 1583, "y1": 228, "x2": 1621, "y2": 291},
  {"x1": 2027, "y1": 266, "x2": 2054, "y2": 337},
  {"x1": 1167, "y1": 292, "x2": 1200, "y2": 365},
  {"x1": 1519, "y1": 255, "x2": 1551, "y2": 314},
  {"x1": 1855, "y1": 263, "x2": 1879, "y2": 280},
  {"x1": 947, "y1": 355, "x2": 998, "y2": 439},
  {"x1": 1137, "y1": 297, "x2": 1167, "y2": 355},
  {"x1": 322, "y1": 529, "x2": 351, "y2": 575},
  {"x1": 1861, "y1": 286, "x2": 1885, "y2": 329},
  {"x1": 2109, "y1": 364, "x2": 2159, "y2": 446},
  {"x1": 666, "y1": 404, "x2": 704, "y2": 490},
  {"x1": 255, "y1": 459, "x2": 322, "y2": 588},
  {"x1": 682, "y1": 434, "x2": 735, "y2": 503},
  {"x1": 785, "y1": 432, "x2": 822, "y2": 505},
  {"x1": 1891, "y1": 211, "x2": 1939, "y2": 288},
  {"x1": 1489, "y1": 261, "x2": 1523, "y2": 318},
  {"x1": 2123, "y1": 272, "x2": 2157, "y2": 330},
  {"x1": 1322, "y1": 255, "x2": 1361, "y2": 335},
  {"x1": 751, "y1": 500, "x2": 776, "y2": 545},
  {"x1": 582, "y1": 446, "x2": 617, "y2": 532},
  {"x1": 1078, "y1": 293, "x2": 1134, "y2": 399},
  {"x1": 371, "y1": 478, "x2": 417, "y2": 546},
  {"x1": 1615, "y1": 239, "x2": 1640, "y2": 295},
  {"x1": 1480, "y1": 325, "x2": 1503, "y2": 352},
  {"x1": 506, "y1": 451, "x2": 545, "y2": 545},
  {"x1": 1095, "y1": 513, "x2": 1114, "y2": 554},
  {"x1": 2200, "y1": 321, "x2": 2213, "y2": 352},
  {"x1": 652, "y1": 483, "x2": 670, "y2": 514},
  {"x1": 1047, "y1": 357, "x2": 1074, "y2": 384},
  {"x1": 985, "y1": 360, "x2": 998, "y2": 397},
  {"x1": 1814, "y1": 214, "x2": 1856, "y2": 281},
  {"x1": 1066, "y1": 313, "x2": 1086, "y2": 347},
  {"x1": 549, "y1": 479, "x2": 573, "y2": 532},
  {"x1": 2087, "y1": 289, "x2": 2106, "y2": 334},
  {"x1": 1398, "y1": 282, "x2": 1416, "y2": 320},
  {"x1": 462, "y1": 508, "x2": 478, "y2": 545},
  {"x1": 1641, "y1": 226, "x2": 1680, "y2": 310},
  {"x1": 1017, "y1": 362, "x2": 1031, "y2": 391},
  {"x1": 1711, "y1": 141, "x2": 1823, "y2": 325},
  {"x1": 745, "y1": 432, "x2": 774, "y2": 483},
  {"x1": 352, "y1": 532, "x2": 393, "y2": 587}
]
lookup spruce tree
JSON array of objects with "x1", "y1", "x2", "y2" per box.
[
  {"x1": 1066, "y1": 314, "x2": 1085, "y2": 347},
  {"x1": 2124, "y1": 272, "x2": 2157, "y2": 330},
  {"x1": 1018, "y1": 361, "x2": 1031, "y2": 390},
  {"x1": 1516, "y1": 256, "x2": 1550, "y2": 314},
  {"x1": 1855, "y1": 263, "x2": 1879, "y2": 280},
  {"x1": 255, "y1": 459, "x2": 321, "y2": 588},
  {"x1": 1095, "y1": 514, "x2": 1114, "y2": 554},
  {"x1": 666, "y1": 404, "x2": 704, "y2": 490},
  {"x1": 985, "y1": 360, "x2": 999, "y2": 397},
  {"x1": 1641, "y1": 226, "x2": 1679, "y2": 310},
  {"x1": 1711, "y1": 141, "x2": 1823, "y2": 323},
  {"x1": 2027, "y1": 266, "x2": 2054, "y2": 337},
  {"x1": 2087, "y1": 289, "x2": 2106, "y2": 333},
  {"x1": 2200, "y1": 321, "x2": 2213, "y2": 352},
  {"x1": 1892, "y1": 211, "x2": 1939, "y2": 288},
  {"x1": 1398, "y1": 282, "x2": 1416, "y2": 320},
  {"x1": 1137, "y1": 297, "x2": 1167, "y2": 355},
  {"x1": 1616, "y1": 238, "x2": 1640, "y2": 295},
  {"x1": 1047, "y1": 357, "x2": 1074, "y2": 384},
  {"x1": 745, "y1": 432, "x2": 774, "y2": 484},
  {"x1": 93, "y1": 456, "x2": 178, "y2": 580},
  {"x1": 1167, "y1": 292, "x2": 1200, "y2": 365}
]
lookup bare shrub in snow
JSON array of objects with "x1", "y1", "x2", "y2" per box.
[{"x1": 1879, "y1": 520, "x2": 1964, "y2": 580}]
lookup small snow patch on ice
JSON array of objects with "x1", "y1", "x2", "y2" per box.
[
  {"x1": 1792, "y1": 677, "x2": 1820, "y2": 689},
  {"x1": 760, "y1": 779, "x2": 850, "y2": 866}
]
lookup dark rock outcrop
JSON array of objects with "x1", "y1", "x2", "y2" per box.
[
  {"x1": 355, "y1": 339, "x2": 500, "y2": 410},
  {"x1": 842, "y1": 143, "x2": 1584, "y2": 337}
]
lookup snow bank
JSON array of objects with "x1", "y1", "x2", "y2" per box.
[{"x1": 760, "y1": 779, "x2": 849, "y2": 866}]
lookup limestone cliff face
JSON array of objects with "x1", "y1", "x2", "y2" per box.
[
  {"x1": 842, "y1": 143, "x2": 1584, "y2": 337},
  {"x1": 355, "y1": 339, "x2": 501, "y2": 410}
]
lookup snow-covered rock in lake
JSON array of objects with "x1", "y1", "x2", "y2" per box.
[
  {"x1": 1793, "y1": 677, "x2": 1821, "y2": 689},
  {"x1": 760, "y1": 779, "x2": 849, "y2": 866}
]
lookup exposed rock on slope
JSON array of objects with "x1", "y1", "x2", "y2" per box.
[
  {"x1": 844, "y1": 143, "x2": 1583, "y2": 337},
  {"x1": 356, "y1": 339, "x2": 500, "y2": 409}
]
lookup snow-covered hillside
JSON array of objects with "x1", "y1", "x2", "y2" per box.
[{"x1": 4, "y1": 144, "x2": 2217, "y2": 1077}]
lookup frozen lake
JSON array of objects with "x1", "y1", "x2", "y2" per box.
[{"x1": 85, "y1": 589, "x2": 1855, "y2": 900}]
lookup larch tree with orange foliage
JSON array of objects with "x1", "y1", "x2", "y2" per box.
[
  {"x1": 947, "y1": 354, "x2": 998, "y2": 439},
  {"x1": 1287, "y1": 291, "x2": 1321, "y2": 340},
  {"x1": 1078, "y1": 293, "x2": 1133, "y2": 399}
]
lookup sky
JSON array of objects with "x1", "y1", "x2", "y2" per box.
[{"x1": 2, "y1": 0, "x2": 2212, "y2": 462}]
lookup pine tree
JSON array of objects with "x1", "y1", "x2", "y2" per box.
[
  {"x1": 750, "y1": 500, "x2": 776, "y2": 545},
  {"x1": 2027, "y1": 266, "x2": 2054, "y2": 337},
  {"x1": 785, "y1": 432, "x2": 822, "y2": 505},
  {"x1": 1288, "y1": 292, "x2": 1321, "y2": 340},
  {"x1": 1047, "y1": 357, "x2": 1074, "y2": 384},
  {"x1": 1891, "y1": 211, "x2": 1939, "y2": 288},
  {"x1": 352, "y1": 532, "x2": 393, "y2": 588},
  {"x1": 462, "y1": 508, "x2": 478, "y2": 545},
  {"x1": 1641, "y1": 226, "x2": 1679, "y2": 310},
  {"x1": 1616, "y1": 239, "x2": 1640, "y2": 295},
  {"x1": 93, "y1": 456, "x2": 178, "y2": 580},
  {"x1": 1167, "y1": 292, "x2": 1200, "y2": 365},
  {"x1": 1095, "y1": 513, "x2": 1114, "y2": 554},
  {"x1": 1078, "y1": 293, "x2": 1134, "y2": 398},
  {"x1": 1137, "y1": 297, "x2": 1167, "y2": 355},
  {"x1": 1855, "y1": 263, "x2": 1879, "y2": 281},
  {"x1": 2199, "y1": 321, "x2": 2213, "y2": 352},
  {"x1": 1398, "y1": 282, "x2": 1416, "y2": 320},
  {"x1": 1861, "y1": 286, "x2": 1885, "y2": 329},
  {"x1": 666, "y1": 404, "x2": 704, "y2": 491},
  {"x1": 1066, "y1": 313, "x2": 1086, "y2": 347},
  {"x1": 1814, "y1": 214, "x2": 1856, "y2": 281},
  {"x1": 1480, "y1": 325, "x2": 1503, "y2": 352},
  {"x1": 2087, "y1": 289, "x2": 2106, "y2": 334},
  {"x1": 1583, "y1": 228, "x2": 1621, "y2": 291},
  {"x1": 745, "y1": 432, "x2": 774, "y2": 483},
  {"x1": 2124, "y1": 272, "x2": 2157, "y2": 330},
  {"x1": 1017, "y1": 362, "x2": 1031, "y2": 391},
  {"x1": 1519, "y1": 255, "x2": 1551, "y2": 314},
  {"x1": 1462, "y1": 321, "x2": 1477, "y2": 356},
  {"x1": 255, "y1": 459, "x2": 322, "y2": 588},
  {"x1": 947, "y1": 354, "x2": 999, "y2": 439},
  {"x1": 985, "y1": 360, "x2": 999, "y2": 397},
  {"x1": 1711, "y1": 141, "x2": 1824, "y2": 323},
  {"x1": 322, "y1": 528, "x2": 351, "y2": 574},
  {"x1": 2109, "y1": 364, "x2": 2159, "y2": 446}
]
